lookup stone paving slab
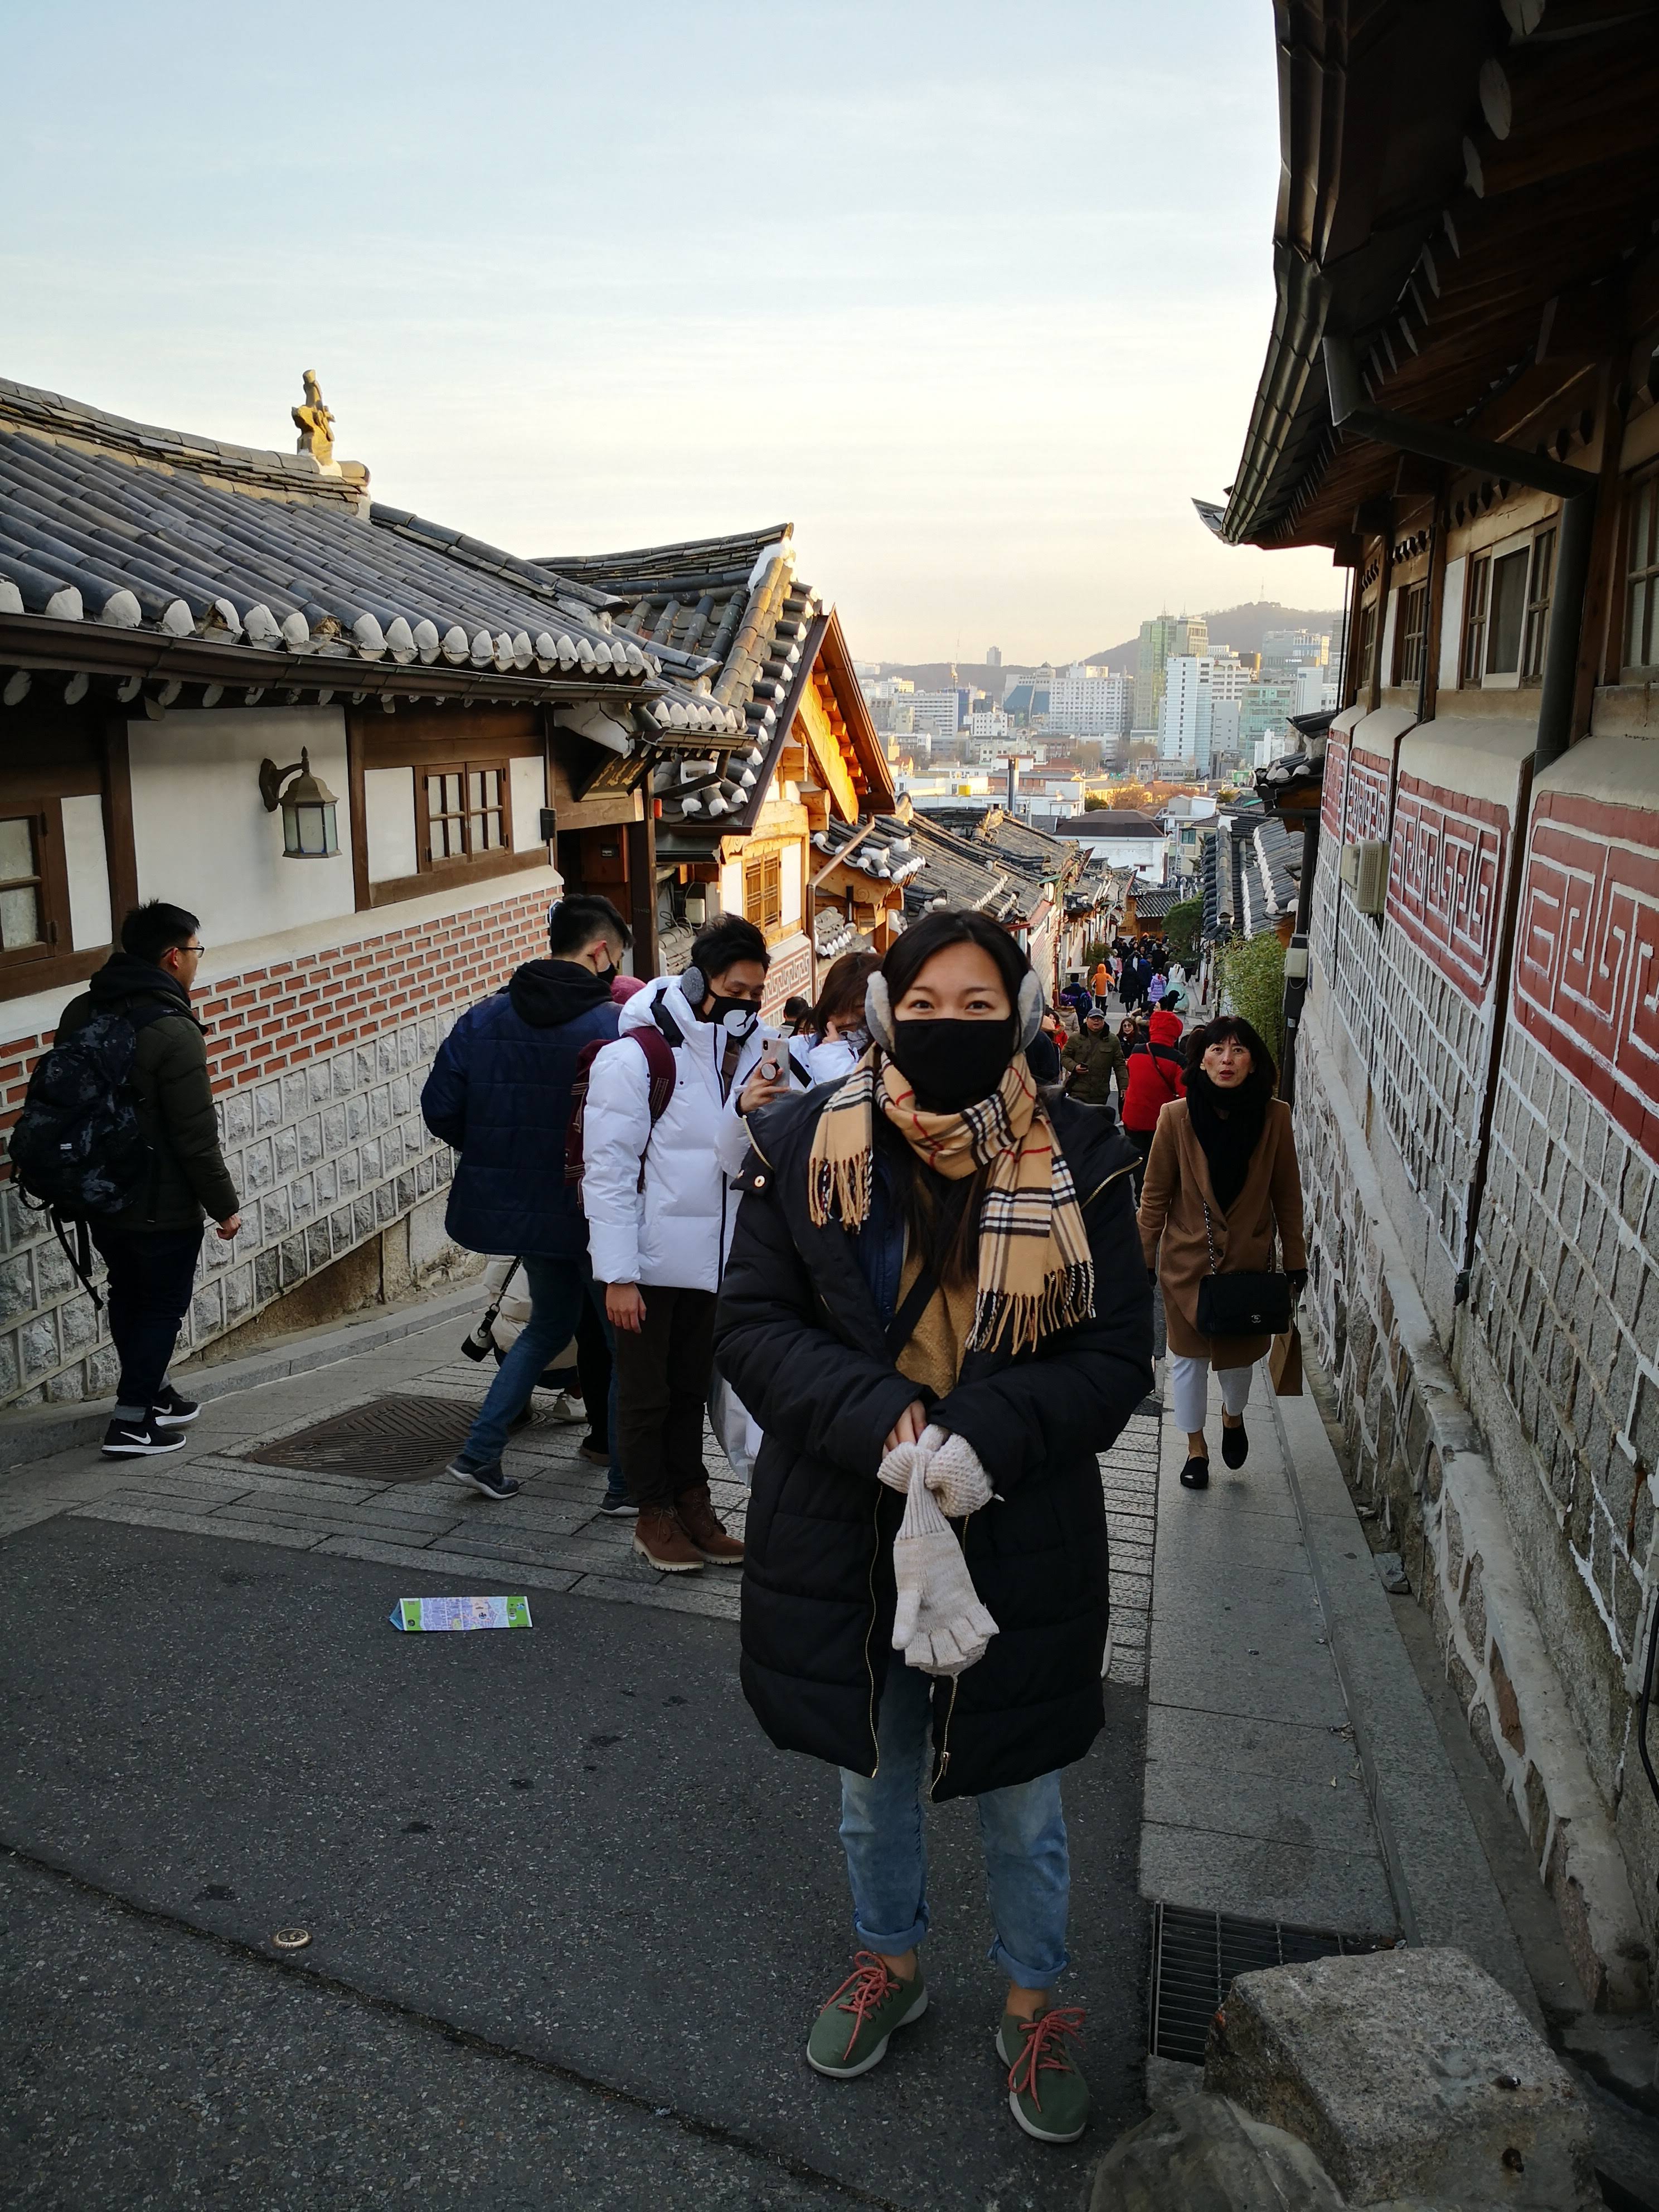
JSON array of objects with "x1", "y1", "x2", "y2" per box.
[
  {"x1": 8, "y1": 1308, "x2": 1160, "y2": 1675},
  {"x1": 1140, "y1": 1362, "x2": 1397, "y2": 1939}
]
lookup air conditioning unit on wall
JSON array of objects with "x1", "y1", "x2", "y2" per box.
[{"x1": 1340, "y1": 838, "x2": 1389, "y2": 916}]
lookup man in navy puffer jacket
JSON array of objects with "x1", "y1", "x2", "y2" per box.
[{"x1": 421, "y1": 894, "x2": 630, "y2": 1501}]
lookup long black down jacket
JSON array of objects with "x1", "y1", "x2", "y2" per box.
[{"x1": 714, "y1": 1084, "x2": 1152, "y2": 1802}]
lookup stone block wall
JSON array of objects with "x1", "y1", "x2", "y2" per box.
[
  {"x1": 0, "y1": 882, "x2": 551, "y2": 1406},
  {"x1": 1292, "y1": 725, "x2": 1658, "y2": 2013}
]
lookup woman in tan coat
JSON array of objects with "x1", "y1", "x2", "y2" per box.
[{"x1": 1137, "y1": 1016, "x2": 1306, "y2": 1489}]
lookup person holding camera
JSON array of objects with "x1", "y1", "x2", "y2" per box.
[
  {"x1": 583, "y1": 917, "x2": 797, "y2": 1572},
  {"x1": 1136, "y1": 1016, "x2": 1306, "y2": 1490}
]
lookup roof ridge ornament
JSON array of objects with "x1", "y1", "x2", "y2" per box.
[{"x1": 292, "y1": 371, "x2": 336, "y2": 466}]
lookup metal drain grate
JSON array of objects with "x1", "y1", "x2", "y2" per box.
[
  {"x1": 241, "y1": 1395, "x2": 484, "y2": 1483},
  {"x1": 1148, "y1": 1902, "x2": 1387, "y2": 2064}
]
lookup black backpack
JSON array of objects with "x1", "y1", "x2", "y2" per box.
[{"x1": 8, "y1": 1000, "x2": 174, "y2": 1299}]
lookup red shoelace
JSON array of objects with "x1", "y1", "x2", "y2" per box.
[
  {"x1": 821, "y1": 1951, "x2": 903, "y2": 2062},
  {"x1": 1006, "y1": 2007, "x2": 1085, "y2": 2111}
]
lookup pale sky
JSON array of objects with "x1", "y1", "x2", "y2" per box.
[{"x1": 3, "y1": 1, "x2": 1340, "y2": 664}]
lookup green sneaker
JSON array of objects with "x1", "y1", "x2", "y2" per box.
[
  {"x1": 997, "y1": 2006, "x2": 1089, "y2": 2143},
  {"x1": 807, "y1": 1952, "x2": 928, "y2": 2079}
]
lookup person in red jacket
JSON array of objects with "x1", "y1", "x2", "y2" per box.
[{"x1": 1120, "y1": 1005, "x2": 1186, "y2": 1178}]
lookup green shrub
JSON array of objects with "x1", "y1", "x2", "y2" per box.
[
  {"x1": 1217, "y1": 929, "x2": 1286, "y2": 1069},
  {"x1": 1163, "y1": 897, "x2": 1203, "y2": 967}
]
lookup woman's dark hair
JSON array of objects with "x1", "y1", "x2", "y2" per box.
[
  {"x1": 782, "y1": 995, "x2": 812, "y2": 1031},
  {"x1": 876, "y1": 908, "x2": 1032, "y2": 1289},
  {"x1": 880, "y1": 906, "x2": 1029, "y2": 1010},
  {"x1": 1185, "y1": 1014, "x2": 1277, "y2": 1095},
  {"x1": 809, "y1": 948, "x2": 880, "y2": 1039}
]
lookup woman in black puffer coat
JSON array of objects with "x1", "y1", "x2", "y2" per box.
[{"x1": 714, "y1": 911, "x2": 1151, "y2": 2145}]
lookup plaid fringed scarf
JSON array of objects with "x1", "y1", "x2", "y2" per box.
[{"x1": 807, "y1": 1046, "x2": 1094, "y2": 1355}]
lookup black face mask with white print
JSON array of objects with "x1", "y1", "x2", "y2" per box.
[{"x1": 702, "y1": 994, "x2": 760, "y2": 1040}]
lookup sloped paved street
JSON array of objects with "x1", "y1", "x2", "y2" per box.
[{"x1": 1, "y1": 1312, "x2": 1158, "y2": 2211}]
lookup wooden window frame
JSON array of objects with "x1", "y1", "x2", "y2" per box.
[
  {"x1": 1460, "y1": 550, "x2": 1491, "y2": 685},
  {"x1": 346, "y1": 706, "x2": 551, "y2": 911},
  {"x1": 743, "y1": 849, "x2": 783, "y2": 933},
  {"x1": 1521, "y1": 525, "x2": 1556, "y2": 685},
  {"x1": 1355, "y1": 596, "x2": 1379, "y2": 692},
  {"x1": 0, "y1": 707, "x2": 124, "y2": 1003},
  {"x1": 1622, "y1": 466, "x2": 1659, "y2": 677},
  {"x1": 0, "y1": 806, "x2": 64, "y2": 977},
  {"x1": 1393, "y1": 579, "x2": 1429, "y2": 687},
  {"x1": 419, "y1": 758, "x2": 510, "y2": 870}
]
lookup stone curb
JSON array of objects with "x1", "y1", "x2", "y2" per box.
[
  {"x1": 1268, "y1": 1372, "x2": 1539, "y2": 2020},
  {"x1": 0, "y1": 1284, "x2": 482, "y2": 1472}
]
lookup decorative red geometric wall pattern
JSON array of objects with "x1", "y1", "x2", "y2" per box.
[
  {"x1": 1346, "y1": 746, "x2": 1394, "y2": 847},
  {"x1": 1514, "y1": 790, "x2": 1659, "y2": 1167},
  {"x1": 1321, "y1": 729, "x2": 1350, "y2": 839},
  {"x1": 1387, "y1": 775, "x2": 1510, "y2": 1005}
]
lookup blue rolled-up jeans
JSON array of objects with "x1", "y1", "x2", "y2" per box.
[
  {"x1": 458, "y1": 1254, "x2": 617, "y2": 1481},
  {"x1": 838, "y1": 1660, "x2": 1070, "y2": 1991}
]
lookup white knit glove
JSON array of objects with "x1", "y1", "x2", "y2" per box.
[
  {"x1": 890, "y1": 1478, "x2": 999, "y2": 1677},
  {"x1": 877, "y1": 1434, "x2": 932, "y2": 1495},
  {"x1": 916, "y1": 1425, "x2": 995, "y2": 1517}
]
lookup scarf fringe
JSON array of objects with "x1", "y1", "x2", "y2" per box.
[
  {"x1": 809, "y1": 1146, "x2": 873, "y2": 1231},
  {"x1": 967, "y1": 1260, "x2": 1096, "y2": 1356}
]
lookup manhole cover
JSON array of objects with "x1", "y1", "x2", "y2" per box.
[
  {"x1": 1148, "y1": 1902, "x2": 1390, "y2": 2064},
  {"x1": 241, "y1": 1395, "x2": 485, "y2": 1483}
]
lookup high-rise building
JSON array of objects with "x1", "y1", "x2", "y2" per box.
[
  {"x1": 908, "y1": 690, "x2": 964, "y2": 741},
  {"x1": 1159, "y1": 650, "x2": 1244, "y2": 773},
  {"x1": 986, "y1": 645, "x2": 1002, "y2": 667},
  {"x1": 1261, "y1": 628, "x2": 1328, "y2": 672},
  {"x1": 1041, "y1": 664, "x2": 1132, "y2": 738},
  {"x1": 1133, "y1": 613, "x2": 1209, "y2": 731}
]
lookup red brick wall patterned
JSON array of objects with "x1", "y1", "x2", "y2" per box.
[
  {"x1": 1387, "y1": 774, "x2": 1510, "y2": 1005},
  {"x1": 1321, "y1": 729, "x2": 1350, "y2": 838},
  {"x1": 1346, "y1": 746, "x2": 1394, "y2": 846},
  {"x1": 1514, "y1": 790, "x2": 1659, "y2": 1167},
  {"x1": 1, "y1": 882, "x2": 551, "y2": 1147}
]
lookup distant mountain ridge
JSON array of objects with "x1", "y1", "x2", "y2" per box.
[{"x1": 876, "y1": 603, "x2": 1344, "y2": 690}]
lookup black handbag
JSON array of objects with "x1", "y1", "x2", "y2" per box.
[{"x1": 1194, "y1": 1201, "x2": 1293, "y2": 1337}]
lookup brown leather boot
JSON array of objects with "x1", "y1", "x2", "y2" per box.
[
  {"x1": 632, "y1": 1505, "x2": 706, "y2": 1573},
  {"x1": 675, "y1": 1484, "x2": 745, "y2": 1565}
]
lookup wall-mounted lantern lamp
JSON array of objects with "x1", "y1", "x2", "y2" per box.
[{"x1": 259, "y1": 748, "x2": 340, "y2": 858}]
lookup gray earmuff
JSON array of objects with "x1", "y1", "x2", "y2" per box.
[
  {"x1": 864, "y1": 968, "x2": 1044, "y2": 1050},
  {"x1": 1015, "y1": 972, "x2": 1044, "y2": 1049},
  {"x1": 864, "y1": 972, "x2": 895, "y2": 1050},
  {"x1": 680, "y1": 964, "x2": 706, "y2": 1007}
]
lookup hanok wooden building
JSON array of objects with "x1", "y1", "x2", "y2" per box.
[
  {"x1": 536, "y1": 526, "x2": 894, "y2": 1019},
  {"x1": 0, "y1": 377, "x2": 752, "y2": 1406}
]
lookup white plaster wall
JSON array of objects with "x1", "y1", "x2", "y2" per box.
[
  {"x1": 780, "y1": 841, "x2": 802, "y2": 925},
  {"x1": 60, "y1": 794, "x2": 111, "y2": 951},
  {"x1": 510, "y1": 755, "x2": 547, "y2": 850},
  {"x1": 128, "y1": 707, "x2": 353, "y2": 946},
  {"x1": 364, "y1": 766, "x2": 418, "y2": 884},
  {"x1": 719, "y1": 860, "x2": 743, "y2": 919},
  {"x1": 1441, "y1": 556, "x2": 1467, "y2": 688}
]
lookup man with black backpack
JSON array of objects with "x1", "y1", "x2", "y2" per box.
[
  {"x1": 48, "y1": 902, "x2": 241, "y2": 1457},
  {"x1": 421, "y1": 894, "x2": 632, "y2": 1505}
]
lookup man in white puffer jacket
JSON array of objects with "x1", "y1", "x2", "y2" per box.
[{"x1": 584, "y1": 918, "x2": 795, "y2": 1573}]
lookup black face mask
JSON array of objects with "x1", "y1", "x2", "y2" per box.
[
  {"x1": 702, "y1": 993, "x2": 759, "y2": 1039},
  {"x1": 889, "y1": 1016, "x2": 1017, "y2": 1113},
  {"x1": 594, "y1": 961, "x2": 617, "y2": 986}
]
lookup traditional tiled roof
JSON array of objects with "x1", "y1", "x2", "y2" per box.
[
  {"x1": 1073, "y1": 809, "x2": 1166, "y2": 840},
  {"x1": 1201, "y1": 809, "x2": 1299, "y2": 940},
  {"x1": 0, "y1": 376, "x2": 744, "y2": 732},
  {"x1": 542, "y1": 526, "x2": 818, "y2": 827},
  {"x1": 1127, "y1": 881, "x2": 1183, "y2": 921}
]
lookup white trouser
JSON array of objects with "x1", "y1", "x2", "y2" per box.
[{"x1": 1170, "y1": 1354, "x2": 1253, "y2": 1434}]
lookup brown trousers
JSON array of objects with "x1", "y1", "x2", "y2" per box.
[{"x1": 612, "y1": 1284, "x2": 717, "y2": 1509}]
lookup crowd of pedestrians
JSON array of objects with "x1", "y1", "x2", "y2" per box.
[{"x1": 14, "y1": 889, "x2": 1302, "y2": 2151}]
